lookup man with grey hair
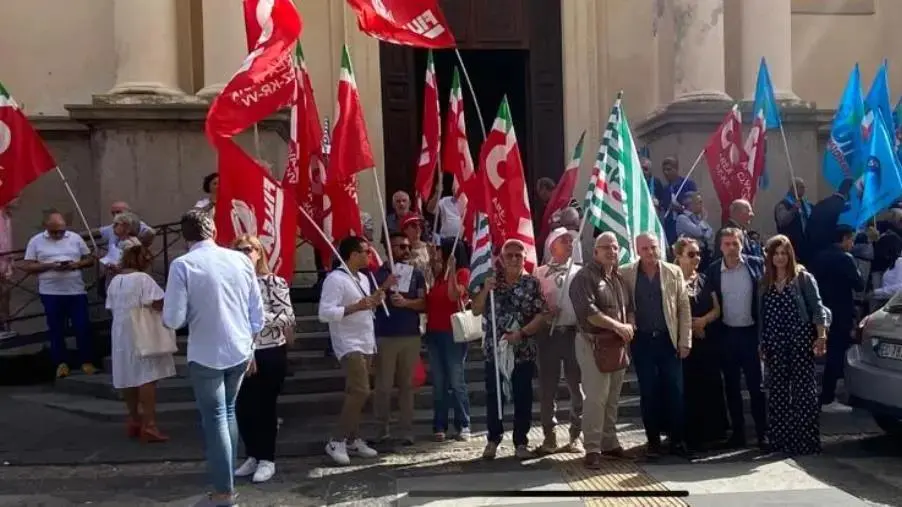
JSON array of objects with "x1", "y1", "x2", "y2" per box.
[
  {"x1": 97, "y1": 201, "x2": 154, "y2": 248},
  {"x1": 568, "y1": 232, "x2": 633, "y2": 468},
  {"x1": 162, "y1": 209, "x2": 264, "y2": 507},
  {"x1": 713, "y1": 199, "x2": 763, "y2": 261}
]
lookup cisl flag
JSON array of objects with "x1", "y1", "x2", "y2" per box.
[
  {"x1": 478, "y1": 96, "x2": 537, "y2": 272},
  {"x1": 345, "y1": 0, "x2": 455, "y2": 48},
  {"x1": 207, "y1": 0, "x2": 301, "y2": 139},
  {"x1": 704, "y1": 105, "x2": 746, "y2": 222},
  {"x1": 0, "y1": 82, "x2": 57, "y2": 207},
  {"x1": 214, "y1": 138, "x2": 298, "y2": 280}
]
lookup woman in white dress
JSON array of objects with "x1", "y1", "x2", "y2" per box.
[{"x1": 106, "y1": 237, "x2": 176, "y2": 443}]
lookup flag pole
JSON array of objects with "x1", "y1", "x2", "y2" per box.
[
  {"x1": 431, "y1": 162, "x2": 443, "y2": 242},
  {"x1": 297, "y1": 204, "x2": 390, "y2": 316},
  {"x1": 662, "y1": 148, "x2": 705, "y2": 221},
  {"x1": 777, "y1": 122, "x2": 805, "y2": 226},
  {"x1": 370, "y1": 168, "x2": 396, "y2": 270},
  {"x1": 454, "y1": 49, "x2": 487, "y2": 140},
  {"x1": 253, "y1": 124, "x2": 262, "y2": 162},
  {"x1": 55, "y1": 167, "x2": 99, "y2": 253}
]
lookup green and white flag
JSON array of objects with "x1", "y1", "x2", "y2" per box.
[{"x1": 585, "y1": 92, "x2": 666, "y2": 263}]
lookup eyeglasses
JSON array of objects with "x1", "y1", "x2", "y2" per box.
[
  {"x1": 684, "y1": 251, "x2": 699, "y2": 259},
  {"x1": 47, "y1": 230, "x2": 65, "y2": 238},
  {"x1": 235, "y1": 246, "x2": 254, "y2": 254}
]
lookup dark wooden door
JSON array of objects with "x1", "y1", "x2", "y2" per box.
[{"x1": 379, "y1": 0, "x2": 564, "y2": 213}]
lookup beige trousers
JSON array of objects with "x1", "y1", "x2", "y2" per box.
[
  {"x1": 575, "y1": 333, "x2": 625, "y2": 454},
  {"x1": 373, "y1": 336, "x2": 421, "y2": 434}
]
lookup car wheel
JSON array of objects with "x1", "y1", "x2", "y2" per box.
[{"x1": 872, "y1": 413, "x2": 902, "y2": 435}]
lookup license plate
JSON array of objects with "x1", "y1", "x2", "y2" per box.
[{"x1": 877, "y1": 342, "x2": 902, "y2": 360}]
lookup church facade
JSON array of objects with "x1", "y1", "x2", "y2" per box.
[{"x1": 0, "y1": 0, "x2": 897, "y2": 251}]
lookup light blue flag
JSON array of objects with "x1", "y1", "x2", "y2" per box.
[
  {"x1": 828, "y1": 65, "x2": 865, "y2": 226},
  {"x1": 857, "y1": 111, "x2": 902, "y2": 227},
  {"x1": 752, "y1": 58, "x2": 781, "y2": 190},
  {"x1": 864, "y1": 60, "x2": 893, "y2": 144},
  {"x1": 893, "y1": 96, "x2": 902, "y2": 159}
]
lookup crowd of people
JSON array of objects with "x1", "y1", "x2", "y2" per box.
[{"x1": 10, "y1": 156, "x2": 898, "y2": 505}]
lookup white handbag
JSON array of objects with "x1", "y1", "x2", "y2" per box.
[
  {"x1": 130, "y1": 306, "x2": 178, "y2": 357},
  {"x1": 451, "y1": 305, "x2": 484, "y2": 343}
]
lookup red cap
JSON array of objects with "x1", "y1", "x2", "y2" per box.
[{"x1": 401, "y1": 214, "x2": 424, "y2": 229}]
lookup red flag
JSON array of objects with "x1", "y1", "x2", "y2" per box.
[
  {"x1": 742, "y1": 110, "x2": 768, "y2": 204},
  {"x1": 414, "y1": 50, "x2": 441, "y2": 204},
  {"x1": 411, "y1": 357, "x2": 427, "y2": 387},
  {"x1": 539, "y1": 131, "x2": 586, "y2": 247},
  {"x1": 242, "y1": 0, "x2": 263, "y2": 52},
  {"x1": 206, "y1": 0, "x2": 301, "y2": 139},
  {"x1": 283, "y1": 44, "x2": 331, "y2": 264},
  {"x1": 441, "y1": 68, "x2": 477, "y2": 240},
  {"x1": 323, "y1": 175, "x2": 364, "y2": 250},
  {"x1": 0, "y1": 83, "x2": 57, "y2": 207},
  {"x1": 330, "y1": 45, "x2": 375, "y2": 181},
  {"x1": 213, "y1": 138, "x2": 298, "y2": 280},
  {"x1": 345, "y1": 0, "x2": 455, "y2": 48},
  {"x1": 704, "y1": 106, "x2": 746, "y2": 222},
  {"x1": 479, "y1": 97, "x2": 537, "y2": 272}
]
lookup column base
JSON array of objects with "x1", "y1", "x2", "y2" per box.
[
  {"x1": 196, "y1": 84, "x2": 226, "y2": 99},
  {"x1": 107, "y1": 82, "x2": 186, "y2": 97},
  {"x1": 673, "y1": 90, "x2": 733, "y2": 103}
]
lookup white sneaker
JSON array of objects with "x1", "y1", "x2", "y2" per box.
[
  {"x1": 822, "y1": 401, "x2": 852, "y2": 413},
  {"x1": 234, "y1": 457, "x2": 258, "y2": 477},
  {"x1": 455, "y1": 427, "x2": 472, "y2": 442},
  {"x1": 252, "y1": 460, "x2": 276, "y2": 483},
  {"x1": 325, "y1": 440, "x2": 351, "y2": 465},
  {"x1": 347, "y1": 438, "x2": 379, "y2": 458}
]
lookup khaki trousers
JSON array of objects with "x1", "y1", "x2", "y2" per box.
[
  {"x1": 536, "y1": 326, "x2": 583, "y2": 441},
  {"x1": 575, "y1": 333, "x2": 625, "y2": 454},
  {"x1": 373, "y1": 336, "x2": 421, "y2": 434},
  {"x1": 335, "y1": 352, "x2": 372, "y2": 441}
]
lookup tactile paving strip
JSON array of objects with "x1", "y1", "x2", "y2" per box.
[{"x1": 549, "y1": 454, "x2": 688, "y2": 507}]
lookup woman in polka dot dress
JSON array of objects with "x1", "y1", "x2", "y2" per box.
[{"x1": 759, "y1": 235, "x2": 831, "y2": 455}]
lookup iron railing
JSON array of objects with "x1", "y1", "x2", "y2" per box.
[{"x1": 0, "y1": 222, "x2": 321, "y2": 343}]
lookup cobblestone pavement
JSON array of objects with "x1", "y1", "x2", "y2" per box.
[{"x1": 2, "y1": 387, "x2": 902, "y2": 506}]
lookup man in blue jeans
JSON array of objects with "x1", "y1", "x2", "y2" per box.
[
  {"x1": 22, "y1": 210, "x2": 96, "y2": 378},
  {"x1": 621, "y1": 233, "x2": 693, "y2": 459},
  {"x1": 163, "y1": 210, "x2": 264, "y2": 507}
]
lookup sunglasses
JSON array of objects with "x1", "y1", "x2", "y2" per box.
[{"x1": 684, "y1": 251, "x2": 699, "y2": 259}]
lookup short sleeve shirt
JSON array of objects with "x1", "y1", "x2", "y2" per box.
[{"x1": 24, "y1": 231, "x2": 90, "y2": 295}]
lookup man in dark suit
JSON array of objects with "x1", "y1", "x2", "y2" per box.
[
  {"x1": 773, "y1": 177, "x2": 813, "y2": 264},
  {"x1": 807, "y1": 179, "x2": 854, "y2": 255},
  {"x1": 713, "y1": 199, "x2": 763, "y2": 262},
  {"x1": 704, "y1": 227, "x2": 767, "y2": 450},
  {"x1": 809, "y1": 225, "x2": 865, "y2": 407}
]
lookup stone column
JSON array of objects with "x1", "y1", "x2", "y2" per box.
[
  {"x1": 740, "y1": 0, "x2": 798, "y2": 100},
  {"x1": 671, "y1": 0, "x2": 731, "y2": 102},
  {"x1": 197, "y1": 0, "x2": 248, "y2": 98},
  {"x1": 108, "y1": 0, "x2": 184, "y2": 95}
]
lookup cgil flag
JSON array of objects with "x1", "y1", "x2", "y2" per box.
[
  {"x1": 539, "y1": 131, "x2": 585, "y2": 247},
  {"x1": 441, "y1": 67, "x2": 477, "y2": 239},
  {"x1": 585, "y1": 92, "x2": 666, "y2": 263},
  {"x1": 414, "y1": 50, "x2": 441, "y2": 204},
  {"x1": 330, "y1": 45, "x2": 375, "y2": 182},
  {"x1": 858, "y1": 111, "x2": 902, "y2": 227},
  {"x1": 0, "y1": 81, "x2": 57, "y2": 207}
]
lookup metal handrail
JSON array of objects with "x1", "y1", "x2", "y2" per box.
[{"x1": 0, "y1": 221, "x2": 323, "y2": 339}]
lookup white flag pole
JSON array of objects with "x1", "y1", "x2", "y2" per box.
[
  {"x1": 370, "y1": 167, "x2": 396, "y2": 272},
  {"x1": 777, "y1": 122, "x2": 805, "y2": 227},
  {"x1": 431, "y1": 162, "x2": 443, "y2": 242},
  {"x1": 490, "y1": 289, "x2": 502, "y2": 416},
  {"x1": 55, "y1": 167, "x2": 99, "y2": 253},
  {"x1": 662, "y1": 148, "x2": 705, "y2": 221}
]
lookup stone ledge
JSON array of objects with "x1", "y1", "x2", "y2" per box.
[{"x1": 792, "y1": 0, "x2": 875, "y2": 15}]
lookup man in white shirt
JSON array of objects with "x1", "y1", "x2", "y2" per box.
[
  {"x1": 426, "y1": 192, "x2": 462, "y2": 240},
  {"x1": 319, "y1": 235, "x2": 395, "y2": 465},
  {"x1": 22, "y1": 211, "x2": 96, "y2": 378},
  {"x1": 162, "y1": 209, "x2": 264, "y2": 507},
  {"x1": 534, "y1": 227, "x2": 584, "y2": 455}
]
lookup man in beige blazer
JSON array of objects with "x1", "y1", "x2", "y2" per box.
[{"x1": 620, "y1": 232, "x2": 692, "y2": 459}]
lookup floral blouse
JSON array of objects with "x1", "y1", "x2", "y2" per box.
[{"x1": 483, "y1": 274, "x2": 545, "y2": 363}]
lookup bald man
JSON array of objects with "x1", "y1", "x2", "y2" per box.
[{"x1": 713, "y1": 199, "x2": 763, "y2": 261}]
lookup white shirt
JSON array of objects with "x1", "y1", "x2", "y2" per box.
[
  {"x1": 24, "y1": 231, "x2": 90, "y2": 295},
  {"x1": 436, "y1": 196, "x2": 462, "y2": 238},
  {"x1": 876, "y1": 257, "x2": 902, "y2": 298},
  {"x1": 318, "y1": 268, "x2": 375, "y2": 360},
  {"x1": 162, "y1": 240, "x2": 265, "y2": 370},
  {"x1": 534, "y1": 261, "x2": 581, "y2": 327}
]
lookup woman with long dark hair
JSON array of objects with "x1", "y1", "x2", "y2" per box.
[
  {"x1": 232, "y1": 235, "x2": 295, "y2": 483},
  {"x1": 759, "y1": 235, "x2": 830, "y2": 455}
]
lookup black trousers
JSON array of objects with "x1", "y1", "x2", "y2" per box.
[
  {"x1": 236, "y1": 345, "x2": 288, "y2": 461},
  {"x1": 720, "y1": 325, "x2": 767, "y2": 441},
  {"x1": 820, "y1": 324, "x2": 852, "y2": 404},
  {"x1": 485, "y1": 360, "x2": 535, "y2": 446}
]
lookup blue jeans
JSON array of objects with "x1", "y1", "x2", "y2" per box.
[
  {"x1": 425, "y1": 331, "x2": 470, "y2": 433},
  {"x1": 40, "y1": 294, "x2": 93, "y2": 366},
  {"x1": 189, "y1": 360, "x2": 248, "y2": 496},
  {"x1": 631, "y1": 331, "x2": 685, "y2": 445}
]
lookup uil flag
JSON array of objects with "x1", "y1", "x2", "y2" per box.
[
  {"x1": 478, "y1": 96, "x2": 537, "y2": 272},
  {"x1": 539, "y1": 131, "x2": 585, "y2": 246},
  {"x1": 330, "y1": 45, "x2": 375, "y2": 181},
  {"x1": 441, "y1": 67, "x2": 477, "y2": 237},
  {"x1": 284, "y1": 44, "x2": 330, "y2": 264},
  {"x1": 414, "y1": 50, "x2": 441, "y2": 205},
  {"x1": 752, "y1": 57, "x2": 781, "y2": 189},
  {"x1": 345, "y1": 0, "x2": 455, "y2": 48},
  {"x1": 213, "y1": 138, "x2": 298, "y2": 280},
  {"x1": 704, "y1": 105, "x2": 747, "y2": 221},
  {"x1": 864, "y1": 60, "x2": 893, "y2": 143},
  {"x1": 0, "y1": 82, "x2": 57, "y2": 207},
  {"x1": 206, "y1": 0, "x2": 301, "y2": 139},
  {"x1": 858, "y1": 111, "x2": 902, "y2": 227}
]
